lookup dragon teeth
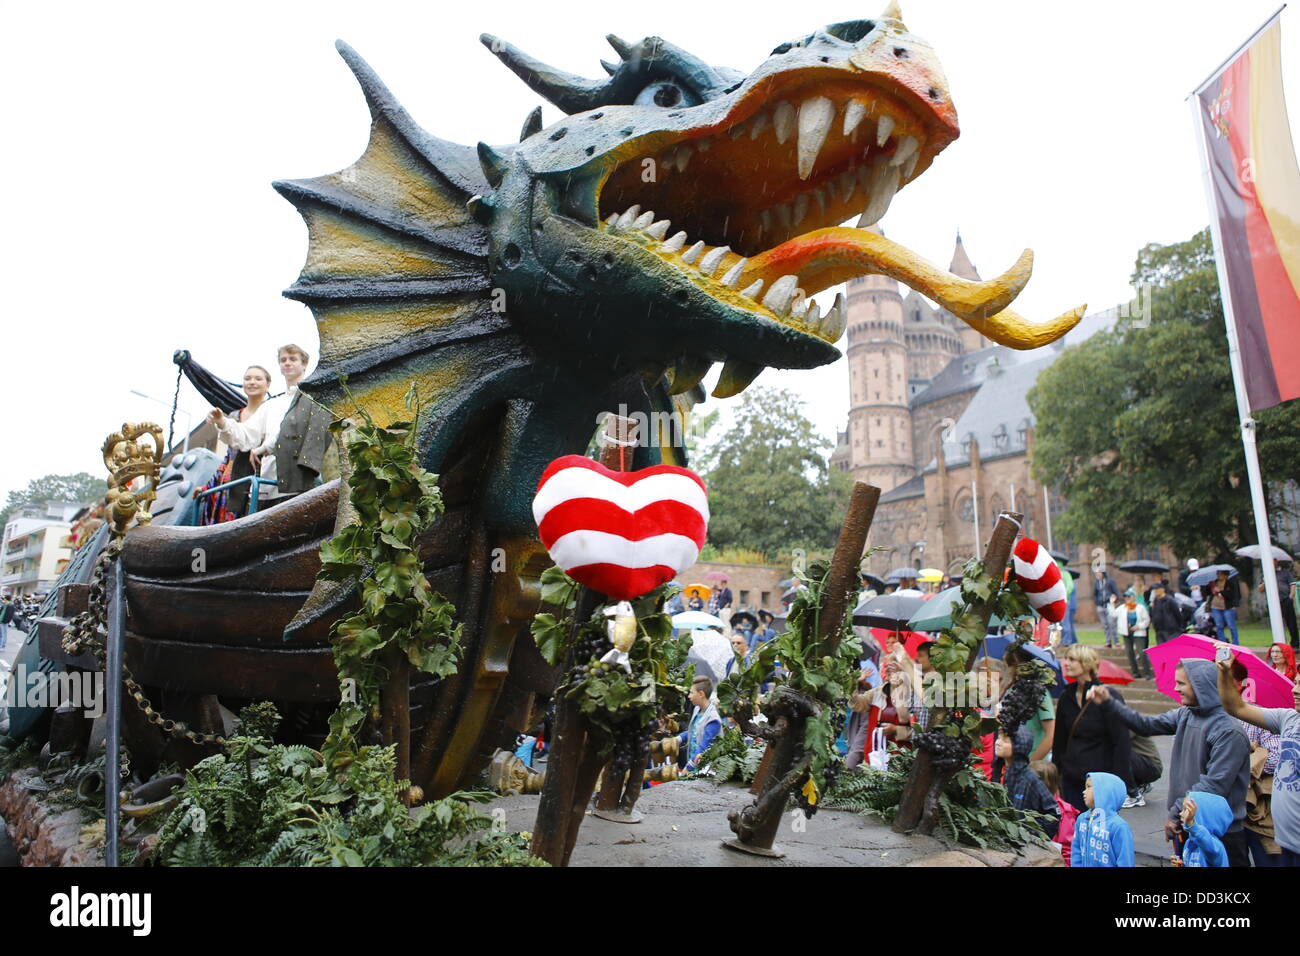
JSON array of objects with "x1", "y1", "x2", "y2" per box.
[
  {"x1": 720, "y1": 258, "x2": 747, "y2": 287},
  {"x1": 728, "y1": 123, "x2": 746, "y2": 140},
  {"x1": 821, "y1": 293, "x2": 847, "y2": 342},
  {"x1": 792, "y1": 193, "x2": 810, "y2": 226},
  {"x1": 616, "y1": 205, "x2": 642, "y2": 229},
  {"x1": 632, "y1": 211, "x2": 655, "y2": 230},
  {"x1": 840, "y1": 169, "x2": 857, "y2": 204},
  {"x1": 902, "y1": 151, "x2": 919, "y2": 179},
  {"x1": 773, "y1": 102, "x2": 796, "y2": 144},
  {"x1": 858, "y1": 159, "x2": 900, "y2": 226},
  {"x1": 712, "y1": 359, "x2": 764, "y2": 399},
  {"x1": 669, "y1": 355, "x2": 713, "y2": 395},
  {"x1": 843, "y1": 98, "x2": 868, "y2": 138},
  {"x1": 741, "y1": 279, "x2": 764, "y2": 300},
  {"x1": 762, "y1": 275, "x2": 799, "y2": 316},
  {"x1": 662, "y1": 231, "x2": 688, "y2": 253},
  {"x1": 796, "y1": 96, "x2": 834, "y2": 180},
  {"x1": 645, "y1": 219, "x2": 670, "y2": 240},
  {"x1": 890, "y1": 134, "x2": 919, "y2": 167},
  {"x1": 695, "y1": 138, "x2": 711, "y2": 153},
  {"x1": 699, "y1": 245, "x2": 729, "y2": 276},
  {"x1": 749, "y1": 111, "x2": 769, "y2": 140},
  {"x1": 804, "y1": 301, "x2": 822, "y2": 325},
  {"x1": 774, "y1": 203, "x2": 792, "y2": 231},
  {"x1": 675, "y1": 144, "x2": 693, "y2": 171},
  {"x1": 876, "y1": 113, "x2": 895, "y2": 147},
  {"x1": 681, "y1": 241, "x2": 705, "y2": 265},
  {"x1": 604, "y1": 213, "x2": 620, "y2": 227}
]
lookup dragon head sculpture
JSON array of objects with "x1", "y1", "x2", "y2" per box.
[{"x1": 275, "y1": 3, "x2": 1082, "y2": 532}]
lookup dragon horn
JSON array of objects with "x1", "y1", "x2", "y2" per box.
[
  {"x1": 479, "y1": 33, "x2": 609, "y2": 114},
  {"x1": 519, "y1": 106, "x2": 543, "y2": 141},
  {"x1": 881, "y1": 1, "x2": 905, "y2": 23},
  {"x1": 476, "y1": 142, "x2": 508, "y2": 187},
  {"x1": 606, "y1": 34, "x2": 635, "y2": 60}
]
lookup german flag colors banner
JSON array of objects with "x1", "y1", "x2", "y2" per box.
[{"x1": 1196, "y1": 18, "x2": 1300, "y2": 411}]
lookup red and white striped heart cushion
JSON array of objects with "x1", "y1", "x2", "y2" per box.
[
  {"x1": 532, "y1": 455, "x2": 709, "y2": 601},
  {"x1": 1012, "y1": 537, "x2": 1067, "y2": 622}
]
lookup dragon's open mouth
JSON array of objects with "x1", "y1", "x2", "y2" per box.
[{"x1": 591, "y1": 80, "x2": 1080, "y2": 358}]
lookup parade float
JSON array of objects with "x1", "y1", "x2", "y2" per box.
[{"x1": 0, "y1": 4, "x2": 1081, "y2": 866}]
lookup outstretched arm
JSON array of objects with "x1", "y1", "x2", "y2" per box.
[
  {"x1": 1216, "y1": 659, "x2": 1271, "y2": 729},
  {"x1": 1088, "y1": 684, "x2": 1179, "y2": 736}
]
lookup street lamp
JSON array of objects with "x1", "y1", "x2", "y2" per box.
[{"x1": 130, "y1": 390, "x2": 192, "y2": 454}]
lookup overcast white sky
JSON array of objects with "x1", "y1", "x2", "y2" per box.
[{"x1": 1, "y1": 0, "x2": 1295, "y2": 500}]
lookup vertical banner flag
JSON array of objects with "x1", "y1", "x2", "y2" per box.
[{"x1": 1195, "y1": 16, "x2": 1300, "y2": 411}]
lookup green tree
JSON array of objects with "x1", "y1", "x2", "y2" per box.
[
  {"x1": 698, "y1": 387, "x2": 848, "y2": 555},
  {"x1": 2, "y1": 472, "x2": 107, "y2": 527},
  {"x1": 1028, "y1": 229, "x2": 1300, "y2": 561}
]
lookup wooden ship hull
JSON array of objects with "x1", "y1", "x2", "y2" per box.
[{"x1": 31, "y1": 427, "x2": 558, "y2": 796}]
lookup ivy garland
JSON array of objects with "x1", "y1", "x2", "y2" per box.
[
  {"x1": 715, "y1": 558, "x2": 861, "y2": 814},
  {"x1": 530, "y1": 568, "x2": 691, "y2": 771},
  {"x1": 314, "y1": 384, "x2": 462, "y2": 772}
]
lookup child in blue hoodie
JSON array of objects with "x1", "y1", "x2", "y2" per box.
[
  {"x1": 1178, "y1": 791, "x2": 1231, "y2": 867},
  {"x1": 1071, "y1": 771, "x2": 1135, "y2": 867}
]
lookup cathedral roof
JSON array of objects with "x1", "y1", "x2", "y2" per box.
[
  {"x1": 923, "y1": 351, "x2": 1059, "y2": 472},
  {"x1": 949, "y1": 232, "x2": 980, "y2": 281},
  {"x1": 910, "y1": 344, "x2": 1010, "y2": 407},
  {"x1": 879, "y1": 473, "x2": 926, "y2": 503}
]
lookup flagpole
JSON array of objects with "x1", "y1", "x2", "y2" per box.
[
  {"x1": 1189, "y1": 95, "x2": 1286, "y2": 643},
  {"x1": 1189, "y1": 4, "x2": 1286, "y2": 96}
]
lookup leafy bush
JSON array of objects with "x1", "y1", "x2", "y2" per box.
[
  {"x1": 155, "y1": 707, "x2": 543, "y2": 867},
  {"x1": 822, "y1": 749, "x2": 1054, "y2": 852},
  {"x1": 693, "y1": 727, "x2": 765, "y2": 784}
]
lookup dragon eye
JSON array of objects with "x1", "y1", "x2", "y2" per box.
[{"x1": 634, "y1": 80, "x2": 687, "y2": 108}]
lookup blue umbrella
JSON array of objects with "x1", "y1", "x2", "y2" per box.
[{"x1": 1186, "y1": 564, "x2": 1238, "y2": 588}]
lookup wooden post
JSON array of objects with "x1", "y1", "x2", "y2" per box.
[
  {"x1": 723, "y1": 482, "x2": 881, "y2": 858},
  {"x1": 530, "y1": 414, "x2": 635, "y2": 864},
  {"x1": 381, "y1": 642, "x2": 412, "y2": 805},
  {"x1": 892, "y1": 511, "x2": 1023, "y2": 836}
]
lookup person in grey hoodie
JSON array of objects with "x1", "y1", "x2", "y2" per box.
[{"x1": 1087, "y1": 657, "x2": 1251, "y2": 866}]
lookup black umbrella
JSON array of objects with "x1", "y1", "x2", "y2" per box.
[
  {"x1": 853, "y1": 592, "x2": 926, "y2": 629},
  {"x1": 860, "y1": 572, "x2": 887, "y2": 592},
  {"x1": 885, "y1": 566, "x2": 918, "y2": 583},
  {"x1": 1118, "y1": 559, "x2": 1169, "y2": 573},
  {"x1": 731, "y1": 610, "x2": 758, "y2": 631},
  {"x1": 1049, "y1": 550, "x2": 1073, "y2": 564},
  {"x1": 173, "y1": 349, "x2": 248, "y2": 414}
]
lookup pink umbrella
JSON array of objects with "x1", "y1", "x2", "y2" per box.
[{"x1": 1145, "y1": 634, "x2": 1295, "y2": 707}]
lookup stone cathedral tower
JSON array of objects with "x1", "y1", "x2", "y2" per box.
[
  {"x1": 832, "y1": 232, "x2": 991, "y2": 492},
  {"x1": 844, "y1": 250, "x2": 913, "y2": 492}
]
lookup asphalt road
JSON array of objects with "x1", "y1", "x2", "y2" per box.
[{"x1": 1119, "y1": 732, "x2": 1180, "y2": 866}]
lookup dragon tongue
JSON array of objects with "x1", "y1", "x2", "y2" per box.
[
  {"x1": 742, "y1": 226, "x2": 1031, "y2": 322},
  {"x1": 737, "y1": 227, "x2": 1085, "y2": 350}
]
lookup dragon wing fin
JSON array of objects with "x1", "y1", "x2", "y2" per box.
[{"x1": 273, "y1": 41, "x2": 504, "y2": 416}]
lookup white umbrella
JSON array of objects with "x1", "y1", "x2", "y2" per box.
[
  {"x1": 672, "y1": 610, "x2": 725, "y2": 630},
  {"x1": 1235, "y1": 544, "x2": 1293, "y2": 562},
  {"x1": 685, "y1": 627, "x2": 732, "y2": 683}
]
